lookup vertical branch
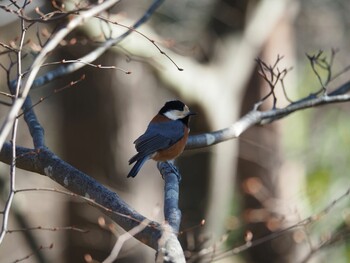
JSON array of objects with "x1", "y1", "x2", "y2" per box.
[
  {"x1": 158, "y1": 161, "x2": 182, "y2": 232},
  {"x1": 157, "y1": 161, "x2": 185, "y2": 263},
  {"x1": 22, "y1": 96, "x2": 46, "y2": 149},
  {"x1": 306, "y1": 50, "x2": 337, "y2": 95},
  {"x1": 0, "y1": 14, "x2": 27, "y2": 245},
  {"x1": 254, "y1": 56, "x2": 292, "y2": 109}
]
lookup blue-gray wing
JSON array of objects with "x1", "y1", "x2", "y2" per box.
[{"x1": 129, "y1": 121, "x2": 184, "y2": 163}]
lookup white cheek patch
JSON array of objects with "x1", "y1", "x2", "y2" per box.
[{"x1": 164, "y1": 110, "x2": 182, "y2": 120}]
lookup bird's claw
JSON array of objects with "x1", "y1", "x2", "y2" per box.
[{"x1": 158, "y1": 161, "x2": 182, "y2": 182}]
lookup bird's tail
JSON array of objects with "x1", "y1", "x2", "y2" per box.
[{"x1": 127, "y1": 156, "x2": 149, "y2": 178}]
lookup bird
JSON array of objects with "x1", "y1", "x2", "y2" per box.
[{"x1": 127, "y1": 100, "x2": 195, "y2": 178}]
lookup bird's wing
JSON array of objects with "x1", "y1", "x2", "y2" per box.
[{"x1": 133, "y1": 121, "x2": 184, "y2": 158}]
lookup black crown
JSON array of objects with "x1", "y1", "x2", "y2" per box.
[{"x1": 159, "y1": 100, "x2": 185, "y2": 114}]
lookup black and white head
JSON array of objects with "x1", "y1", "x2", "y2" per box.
[{"x1": 159, "y1": 100, "x2": 195, "y2": 124}]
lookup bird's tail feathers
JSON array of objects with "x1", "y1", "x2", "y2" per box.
[
  {"x1": 128, "y1": 153, "x2": 140, "y2": 165},
  {"x1": 127, "y1": 156, "x2": 149, "y2": 178}
]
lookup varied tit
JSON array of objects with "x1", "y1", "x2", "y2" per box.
[{"x1": 127, "y1": 100, "x2": 195, "y2": 178}]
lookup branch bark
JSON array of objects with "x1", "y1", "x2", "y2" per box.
[
  {"x1": 0, "y1": 144, "x2": 161, "y2": 250},
  {"x1": 186, "y1": 80, "x2": 350, "y2": 149},
  {"x1": 157, "y1": 162, "x2": 185, "y2": 263}
]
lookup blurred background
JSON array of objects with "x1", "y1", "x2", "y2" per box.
[{"x1": 1, "y1": 0, "x2": 350, "y2": 262}]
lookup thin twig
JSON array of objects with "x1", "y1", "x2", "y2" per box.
[
  {"x1": 8, "y1": 0, "x2": 165, "y2": 92},
  {"x1": 17, "y1": 74, "x2": 86, "y2": 118},
  {"x1": 193, "y1": 187, "x2": 350, "y2": 262},
  {"x1": 0, "y1": 0, "x2": 122, "y2": 153},
  {"x1": 0, "y1": 14, "x2": 27, "y2": 246},
  {"x1": 96, "y1": 15, "x2": 183, "y2": 71},
  {"x1": 102, "y1": 219, "x2": 151, "y2": 263},
  {"x1": 14, "y1": 187, "x2": 158, "y2": 230},
  {"x1": 11, "y1": 244, "x2": 53, "y2": 263},
  {"x1": 0, "y1": 41, "x2": 19, "y2": 52},
  {"x1": 306, "y1": 50, "x2": 331, "y2": 94},
  {"x1": 7, "y1": 225, "x2": 88, "y2": 234},
  {"x1": 38, "y1": 59, "x2": 131, "y2": 74}
]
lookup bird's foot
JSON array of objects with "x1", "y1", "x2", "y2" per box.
[{"x1": 157, "y1": 161, "x2": 182, "y2": 182}]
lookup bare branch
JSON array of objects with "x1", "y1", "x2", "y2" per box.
[
  {"x1": 102, "y1": 218, "x2": 151, "y2": 263},
  {"x1": 194, "y1": 187, "x2": 350, "y2": 262},
  {"x1": 0, "y1": 0, "x2": 122, "y2": 151},
  {"x1": 11, "y1": 244, "x2": 53, "y2": 263},
  {"x1": 0, "y1": 41, "x2": 19, "y2": 53},
  {"x1": 0, "y1": 14, "x2": 27, "y2": 246},
  {"x1": 96, "y1": 15, "x2": 183, "y2": 71},
  {"x1": 7, "y1": 225, "x2": 88, "y2": 234},
  {"x1": 255, "y1": 56, "x2": 292, "y2": 109},
  {"x1": 157, "y1": 223, "x2": 186, "y2": 263},
  {"x1": 158, "y1": 161, "x2": 182, "y2": 233},
  {"x1": 7, "y1": 0, "x2": 165, "y2": 92},
  {"x1": 38, "y1": 59, "x2": 132, "y2": 74},
  {"x1": 0, "y1": 144, "x2": 162, "y2": 250},
  {"x1": 186, "y1": 80, "x2": 350, "y2": 149},
  {"x1": 306, "y1": 50, "x2": 338, "y2": 95},
  {"x1": 17, "y1": 74, "x2": 86, "y2": 118}
]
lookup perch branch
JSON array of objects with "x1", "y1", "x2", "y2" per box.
[{"x1": 186, "y1": 80, "x2": 350, "y2": 149}]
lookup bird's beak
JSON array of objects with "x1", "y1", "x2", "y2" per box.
[{"x1": 188, "y1": 111, "x2": 196, "y2": 116}]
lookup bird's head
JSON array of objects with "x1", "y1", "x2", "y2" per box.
[{"x1": 159, "y1": 100, "x2": 196, "y2": 123}]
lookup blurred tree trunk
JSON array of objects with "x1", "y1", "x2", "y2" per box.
[
  {"x1": 237, "y1": 7, "x2": 302, "y2": 262},
  {"x1": 60, "y1": 50, "x2": 161, "y2": 261}
]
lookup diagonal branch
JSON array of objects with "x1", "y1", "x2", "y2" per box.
[
  {"x1": 0, "y1": 144, "x2": 162, "y2": 250},
  {"x1": 9, "y1": 0, "x2": 166, "y2": 90}
]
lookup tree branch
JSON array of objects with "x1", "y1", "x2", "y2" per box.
[
  {"x1": 186, "y1": 80, "x2": 350, "y2": 149},
  {"x1": 0, "y1": 0, "x2": 121, "y2": 151},
  {"x1": 157, "y1": 161, "x2": 185, "y2": 263},
  {"x1": 9, "y1": 0, "x2": 165, "y2": 91},
  {"x1": 158, "y1": 162, "x2": 182, "y2": 233},
  {"x1": 0, "y1": 143, "x2": 161, "y2": 250},
  {"x1": 0, "y1": 147, "x2": 189, "y2": 261}
]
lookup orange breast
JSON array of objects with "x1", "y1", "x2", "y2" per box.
[{"x1": 152, "y1": 126, "x2": 189, "y2": 161}]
